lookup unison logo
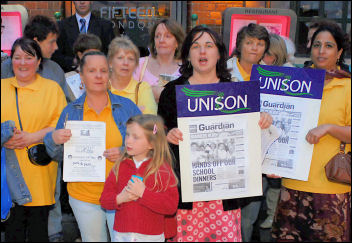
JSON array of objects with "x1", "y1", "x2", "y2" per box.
[
  {"x1": 257, "y1": 66, "x2": 313, "y2": 96},
  {"x1": 181, "y1": 87, "x2": 250, "y2": 114}
]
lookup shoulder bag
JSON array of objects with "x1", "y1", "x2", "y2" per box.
[{"x1": 15, "y1": 88, "x2": 52, "y2": 166}]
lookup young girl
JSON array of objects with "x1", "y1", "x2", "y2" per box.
[{"x1": 100, "y1": 114, "x2": 179, "y2": 242}]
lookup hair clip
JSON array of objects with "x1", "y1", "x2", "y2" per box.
[{"x1": 153, "y1": 124, "x2": 157, "y2": 134}]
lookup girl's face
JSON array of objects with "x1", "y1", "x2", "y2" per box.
[
  {"x1": 240, "y1": 35, "x2": 266, "y2": 65},
  {"x1": 125, "y1": 122, "x2": 153, "y2": 161},
  {"x1": 80, "y1": 55, "x2": 109, "y2": 93},
  {"x1": 154, "y1": 23, "x2": 178, "y2": 57},
  {"x1": 189, "y1": 32, "x2": 220, "y2": 76},
  {"x1": 109, "y1": 49, "x2": 137, "y2": 79},
  {"x1": 311, "y1": 31, "x2": 342, "y2": 71},
  {"x1": 12, "y1": 46, "x2": 41, "y2": 84}
]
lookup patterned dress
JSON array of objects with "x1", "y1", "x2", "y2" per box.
[{"x1": 172, "y1": 200, "x2": 241, "y2": 242}]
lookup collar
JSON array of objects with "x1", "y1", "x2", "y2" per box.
[
  {"x1": 110, "y1": 77, "x2": 138, "y2": 94},
  {"x1": 236, "y1": 59, "x2": 250, "y2": 81},
  {"x1": 83, "y1": 93, "x2": 112, "y2": 113},
  {"x1": 125, "y1": 157, "x2": 152, "y2": 170},
  {"x1": 10, "y1": 74, "x2": 42, "y2": 91},
  {"x1": 76, "y1": 12, "x2": 91, "y2": 25},
  {"x1": 72, "y1": 90, "x2": 123, "y2": 109}
]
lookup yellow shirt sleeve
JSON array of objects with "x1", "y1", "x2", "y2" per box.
[{"x1": 137, "y1": 81, "x2": 157, "y2": 115}]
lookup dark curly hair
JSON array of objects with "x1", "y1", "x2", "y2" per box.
[
  {"x1": 230, "y1": 23, "x2": 270, "y2": 60},
  {"x1": 179, "y1": 25, "x2": 231, "y2": 81},
  {"x1": 24, "y1": 15, "x2": 59, "y2": 41},
  {"x1": 309, "y1": 24, "x2": 350, "y2": 66}
]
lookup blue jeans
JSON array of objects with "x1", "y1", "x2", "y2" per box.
[
  {"x1": 241, "y1": 176, "x2": 268, "y2": 242},
  {"x1": 48, "y1": 167, "x2": 63, "y2": 239},
  {"x1": 69, "y1": 196, "x2": 114, "y2": 241}
]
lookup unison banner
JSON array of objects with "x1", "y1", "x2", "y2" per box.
[
  {"x1": 251, "y1": 65, "x2": 325, "y2": 181},
  {"x1": 176, "y1": 81, "x2": 262, "y2": 202}
]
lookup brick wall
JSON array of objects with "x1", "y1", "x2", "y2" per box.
[
  {"x1": 188, "y1": 1, "x2": 244, "y2": 35},
  {"x1": 6, "y1": 1, "x2": 63, "y2": 21}
]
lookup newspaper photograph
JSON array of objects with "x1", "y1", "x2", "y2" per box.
[
  {"x1": 251, "y1": 65, "x2": 325, "y2": 181},
  {"x1": 176, "y1": 81, "x2": 262, "y2": 202}
]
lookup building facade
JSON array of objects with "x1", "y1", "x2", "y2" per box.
[{"x1": 3, "y1": 1, "x2": 351, "y2": 61}]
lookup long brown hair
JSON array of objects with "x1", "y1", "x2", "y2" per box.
[{"x1": 113, "y1": 114, "x2": 178, "y2": 191}]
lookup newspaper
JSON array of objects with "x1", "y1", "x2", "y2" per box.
[
  {"x1": 251, "y1": 65, "x2": 325, "y2": 181},
  {"x1": 176, "y1": 81, "x2": 262, "y2": 202},
  {"x1": 188, "y1": 116, "x2": 247, "y2": 194}
]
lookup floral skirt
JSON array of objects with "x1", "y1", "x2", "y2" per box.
[
  {"x1": 172, "y1": 200, "x2": 241, "y2": 242},
  {"x1": 272, "y1": 186, "x2": 351, "y2": 242}
]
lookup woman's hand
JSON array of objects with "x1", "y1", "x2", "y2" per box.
[
  {"x1": 259, "y1": 112, "x2": 273, "y2": 129},
  {"x1": 103, "y1": 147, "x2": 121, "y2": 162},
  {"x1": 52, "y1": 129, "x2": 72, "y2": 145},
  {"x1": 166, "y1": 128, "x2": 183, "y2": 145},
  {"x1": 3, "y1": 127, "x2": 23, "y2": 149},
  {"x1": 266, "y1": 174, "x2": 282, "y2": 179},
  {"x1": 116, "y1": 187, "x2": 139, "y2": 205},
  {"x1": 306, "y1": 124, "x2": 331, "y2": 144},
  {"x1": 126, "y1": 178, "x2": 146, "y2": 198}
]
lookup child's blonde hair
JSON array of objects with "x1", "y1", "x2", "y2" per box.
[{"x1": 113, "y1": 114, "x2": 178, "y2": 191}]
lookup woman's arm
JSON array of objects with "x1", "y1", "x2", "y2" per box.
[
  {"x1": 4, "y1": 127, "x2": 54, "y2": 150},
  {"x1": 306, "y1": 125, "x2": 351, "y2": 144}
]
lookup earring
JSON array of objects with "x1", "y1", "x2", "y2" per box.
[
  {"x1": 79, "y1": 82, "x2": 84, "y2": 90},
  {"x1": 109, "y1": 66, "x2": 113, "y2": 72},
  {"x1": 187, "y1": 61, "x2": 192, "y2": 68}
]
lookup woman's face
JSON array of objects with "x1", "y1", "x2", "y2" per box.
[
  {"x1": 189, "y1": 32, "x2": 220, "y2": 76},
  {"x1": 109, "y1": 49, "x2": 136, "y2": 79},
  {"x1": 80, "y1": 55, "x2": 109, "y2": 93},
  {"x1": 311, "y1": 31, "x2": 342, "y2": 71},
  {"x1": 12, "y1": 46, "x2": 40, "y2": 83},
  {"x1": 262, "y1": 51, "x2": 276, "y2": 65},
  {"x1": 154, "y1": 23, "x2": 178, "y2": 57},
  {"x1": 240, "y1": 35, "x2": 266, "y2": 65}
]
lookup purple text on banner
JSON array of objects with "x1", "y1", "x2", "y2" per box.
[
  {"x1": 250, "y1": 65, "x2": 325, "y2": 99},
  {"x1": 176, "y1": 81, "x2": 260, "y2": 118}
]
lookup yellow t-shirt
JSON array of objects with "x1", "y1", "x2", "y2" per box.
[
  {"x1": 67, "y1": 96, "x2": 123, "y2": 204},
  {"x1": 1, "y1": 75, "x2": 67, "y2": 206},
  {"x1": 283, "y1": 77, "x2": 351, "y2": 194},
  {"x1": 237, "y1": 59, "x2": 251, "y2": 81},
  {"x1": 110, "y1": 78, "x2": 157, "y2": 114}
]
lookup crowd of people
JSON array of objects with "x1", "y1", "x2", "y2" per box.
[{"x1": 1, "y1": 1, "x2": 351, "y2": 242}]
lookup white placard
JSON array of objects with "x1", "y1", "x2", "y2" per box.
[{"x1": 63, "y1": 121, "x2": 106, "y2": 182}]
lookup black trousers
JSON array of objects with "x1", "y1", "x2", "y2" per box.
[{"x1": 4, "y1": 204, "x2": 50, "y2": 242}]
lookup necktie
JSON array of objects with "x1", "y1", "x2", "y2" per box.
[{"x1": 80, "y1": 19, "x2": 86, "y2": 33}]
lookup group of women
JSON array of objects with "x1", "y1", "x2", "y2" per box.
[{"x1": 1, "y1": 17, "x2": 350, "y2": 242}]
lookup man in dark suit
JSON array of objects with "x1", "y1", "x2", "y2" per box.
[{"x1": 52, "y1": 1, "x2": 115, "y2": 72}]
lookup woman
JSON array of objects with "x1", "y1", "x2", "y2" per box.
[
  {"x1": 227, "y1": 23, "x2": 270, "y2": 82},
  {"x1": 65, "y1": 33, "x2": 102, "y2": 101},
  {"x1": 272, "y1": 24, "x2": 351, "y2": 241},
  {"x1": 108, "y1": 36, "x2": 157, "y2": 114},
  {"x1": 133, "y1": 19, "x2": 185, "y2": 103},
  {"x1": 158, "y1": 25, "x2": 273, "y2": 242},
  {"x1": 44, "y1": 51, "x2": 141, "y2": 241},
  {"x1": 262, "y1": 33, "x2": 294, "y2": 67},
  {"x1": 1, "y1": 38, "x2": 67, "y2": 241}
]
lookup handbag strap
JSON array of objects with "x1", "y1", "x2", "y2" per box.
[
  {"x1": 15, "y1": 88, "x2": 28, "y2": 150},
  {"x1": 15, "y1": 88, "x2": 23, "y2": 131},
  {"x1": 135, "y1": 81, "x2": 142, "y2": 106},
  {"x1": 139, "y1": 56, "x2": 149, "y2": 82},
  {"x1": 339, "y1": 142, "x2": 346, "y2": 154}
]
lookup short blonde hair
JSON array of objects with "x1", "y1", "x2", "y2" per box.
[
  {"x1": 267, "y1": 34, "x2": 288, "y2": 66},
  {"x1": 107, "y1": 36, "x2": 140, "y2": 66}
]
